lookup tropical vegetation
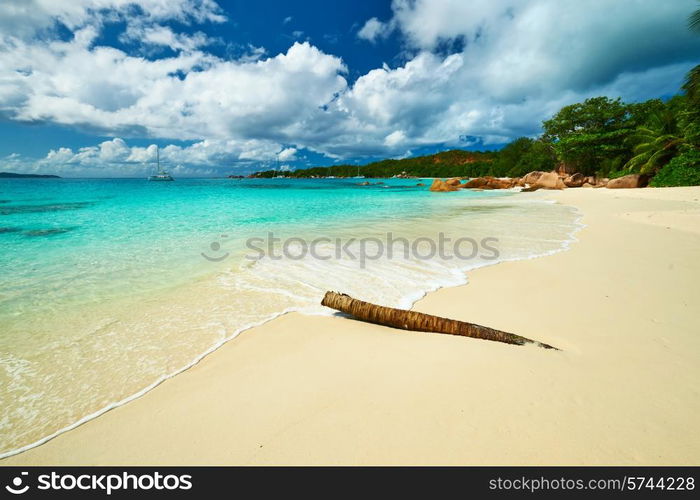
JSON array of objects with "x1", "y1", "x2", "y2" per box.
[
  {"x1": 252, "y1": 67, "x2": 699, "y2": 185},
  {"x1": 253, "y1": 6, "x2": 699, "y2": 185}
]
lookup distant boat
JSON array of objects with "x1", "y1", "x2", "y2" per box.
[
  {"x1": 148, "y1": 146, "x2": 174, "y2": 181},
  {"x1": 272, "y1": 152, "x2": 288, "y2": 178},
  {"x1": 353, "y1": 166, "x2": 364, "y2": 179}
]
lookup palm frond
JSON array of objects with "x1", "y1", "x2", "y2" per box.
[
  {"x1": 661, "y1": 140, "x2": 684, "y2": 153},
  {"x1": 625, "y1": 151, "x2": 652, "y2": 171},
  {"x1": 647, "y1": 148, "x2": 674, "y2": 166},
  {"x1": 633, "y1": 142, "x2": 655, "y2": 154},
  {"x1": 631, "y1": 127, "x2": 655, "y2": 137},
  {"x1": 638, "y1": 148, "x2": 674, "y2": 175},
  {"x1": 650, "y1": 135, "x2": 677, "y2": 147},
  {"x1": 683, "y1": 65, "x2": 700, "y2": 101},
  {"x1": 690, "y1": 7, "x2": 700, "y2": 33}
]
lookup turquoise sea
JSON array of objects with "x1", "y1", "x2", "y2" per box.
[{"x1": 0, "y1": 177, "x2": 580, "y2": 456}]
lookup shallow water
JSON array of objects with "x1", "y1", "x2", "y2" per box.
[{"x1": 0, "y1": 177, "x2": 580, "y2": 456}]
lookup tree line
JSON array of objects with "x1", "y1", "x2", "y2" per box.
[
  {"x1": 252, "y1": 64, "x2": 698, "y2": 186},
  {"x1": 253, "y1": 7, "x2": 700, "y2": 186}
]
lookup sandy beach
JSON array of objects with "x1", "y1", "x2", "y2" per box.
[{"x1": 3, "y1": 186, "x2": 700, "y2": 466}]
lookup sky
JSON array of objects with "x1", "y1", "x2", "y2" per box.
[{"x1": 0, "y1": 0, "x2": 699, "y2": 177}]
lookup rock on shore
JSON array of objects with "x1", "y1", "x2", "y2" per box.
[
  {"x1": 606, "y1": 174, "x2": 649, "y2": 189},
  {"x1": 428, "y1": 169, "x2": 649, "y2": 193},
  {"x1": 429, "y1": 179, "x2": 459, "y2": 192}
]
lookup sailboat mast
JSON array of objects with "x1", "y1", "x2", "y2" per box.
[{"x1": 156, "y1": 145, "x2": 160, "y2": 171}]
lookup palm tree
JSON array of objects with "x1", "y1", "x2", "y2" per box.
[
  {"x1": 684, "y1": 6, "x2": 700, "y2": 135},
  {"x1": 690, "y1": 1, "x2": 700, "y2": 33},
  {"x1": 683, "y1": 65, "x2": 700, "y2": 105},
  {"x1": 625, "y1": 109, "x2": 684, "y2": 175}
]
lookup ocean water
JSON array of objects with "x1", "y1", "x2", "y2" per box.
[{"x1": 0, "y1": 177, "x2": 581, "y2": 456}]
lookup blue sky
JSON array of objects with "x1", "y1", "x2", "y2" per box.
[{"x1": 0, "y1": 0, "x2": 699, "y2": 177}]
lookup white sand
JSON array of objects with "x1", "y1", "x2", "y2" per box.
[{"x1": 3, "y1": 187, "x2": 700, "y2": 465}]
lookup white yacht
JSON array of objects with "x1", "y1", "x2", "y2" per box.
[{"x1": 148, "y1": 146, "x2": 174, "y2": 181}]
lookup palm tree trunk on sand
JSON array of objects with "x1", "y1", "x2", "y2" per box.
[{"x1": 321, "y1": 291, "x2": 558, "y2": 350}]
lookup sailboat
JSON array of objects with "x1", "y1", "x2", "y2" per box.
[
  {"x1": 148, "y1": 146, "x2": 174, "y2": 181},
  {"x1": 353, "y1": 165, "x2": 365, "y2": 179},
  {"x1": 272, "y1": 152, "x2": 287, "y2": 178}
]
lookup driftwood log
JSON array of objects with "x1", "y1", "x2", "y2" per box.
[{"x1": 321, "y1": 291, "x2": 558, "y2": 350}]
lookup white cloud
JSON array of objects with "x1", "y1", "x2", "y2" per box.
[
  {"x1": 0, "y1": 36, "x2": 348, "y2": 141},
  {"x1": 384, "y1": 130, "x2": 406, "y2": 147},
  {"x1": 45, "y1": 147, "x2": 77, "y2": 164},
  {"x1": 383, "y1": 0, "x2": 700, "y2": 98},
  {"x1": 340, "y1": 0, "x2": 700, "y2": 154},
  {"x1": 277, "y1": 147, "x2": 297, "y2": 161},
  {"x1": 236, "y1": 44, "x2": 267, "y2": 63},
  {"x1": 97, "y1": 137, "x2": 131, "y2": 161},
  {"x1": 357, "y1": 17, "x2": 392, "y2": 43},
  {"x1": 0, "y1": 0, "x2": 226, "y2": 38},
  {"x1": 6, "y1": 136, "x2": 295, "y2": 177},
  {"x1": 121, "y1": 24, "x2": 214, "y2": 52},
  {"x1": 1, "y1": 0, "x2": 699, "y2": 175}
]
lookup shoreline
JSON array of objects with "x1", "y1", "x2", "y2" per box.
[
  {"x1": 3, "y1": 187, "x2": 700, "y2": 465},
  {"x1": 0, "y1": 187, "x2": 578, "y2": 459}
]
